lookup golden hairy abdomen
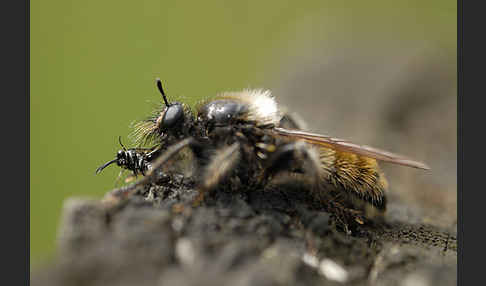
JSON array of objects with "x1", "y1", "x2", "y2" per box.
[{"x1": 319, "y1": 147, "x2": 388, "y2": 208}]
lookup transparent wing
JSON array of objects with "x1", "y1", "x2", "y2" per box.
[{"x1": 274, "y1": 127, "x2": 430, "y2": 170}]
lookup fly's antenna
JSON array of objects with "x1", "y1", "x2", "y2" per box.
[
  {"x1": 156, "y1": 78, "x2": 170, "y2": 107},
  {"x1": 118, "y1": 136, "x2": 127, "y2": 151}
]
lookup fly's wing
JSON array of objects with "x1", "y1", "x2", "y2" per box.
[{"x1": 274, "y1": 127, "x2": 430, "y2": 170}]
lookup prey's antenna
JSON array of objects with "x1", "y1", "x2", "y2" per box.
[
  {"x1": 95, "y1": 159, "x2": 118, "y2": 175},
  {"x1": 118, "y1": 136, "x2": 127, "y2": 151},
  {"x1": 156, "y1": 78, "x2": 170, "y2": 107}
]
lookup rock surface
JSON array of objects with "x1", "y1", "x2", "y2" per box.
[{"x1": 32, "y1": 177, "x2": 456, "y2": 286}]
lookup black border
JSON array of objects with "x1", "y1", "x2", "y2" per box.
[
  {"x1": 3, "y1": 0, "x2": 28, "y2": 284},
  {"x1": 460, "y1": 0, "x2": 486, "y2": 284}
]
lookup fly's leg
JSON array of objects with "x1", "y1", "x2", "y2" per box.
[{"x1": 192, "y1": 142, "x2": 241, "y2": 206}]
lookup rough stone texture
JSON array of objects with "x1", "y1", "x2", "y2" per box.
[{"x1": 32, "y1": 176, "x2": 456, "y2": 286}]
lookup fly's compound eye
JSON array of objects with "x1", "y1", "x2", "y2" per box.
[{"x1": 162, "y1": 103, "x2": 184, "y2": 129}]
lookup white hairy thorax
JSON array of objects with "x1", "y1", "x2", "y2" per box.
[{"x1": 216, "y1": 89, "x2": 281, "y2": 125}]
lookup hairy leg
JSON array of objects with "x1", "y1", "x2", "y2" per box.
[
  {"x1": 192, "y1": 142, "x2": 241, "y2": 206},
  {"x1": 261, "y1": 141, "x2": 323, "y2": 188}
]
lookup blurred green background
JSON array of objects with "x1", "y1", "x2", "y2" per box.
[{"x1": 31, "y1": 0, "x2": 456, "y2": 267}]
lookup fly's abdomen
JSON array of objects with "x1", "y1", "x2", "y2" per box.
[{"x1": 319, "y1": 147, "x2": 388, "y2": 210}]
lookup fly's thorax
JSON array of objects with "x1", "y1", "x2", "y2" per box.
[
  {"x1": 197, "y1": 99, "x2": 249, "y2": 128},
  {"x1": 196, "y1": 89, "x2": 282, "y2": 135}
]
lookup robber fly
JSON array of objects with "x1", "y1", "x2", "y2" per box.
[{"x1": 96, "y1": 79, "x2": 429, "y2": 220}]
